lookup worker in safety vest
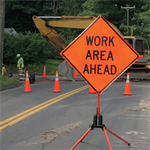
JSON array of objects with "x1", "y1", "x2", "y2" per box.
[
  {"x1": 17, "y1": 54, "x2": 24, "y2": 70},
  {"x1": 2, "y1": 63, "x2": 6, "y2": 76}
]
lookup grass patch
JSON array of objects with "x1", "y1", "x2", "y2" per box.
[
  {"x1": 1, "y1": 59, "x2": 64, "y2": 88},
  {"x1": 0, "y1": 76, "x2": 19, "y2": 87}
]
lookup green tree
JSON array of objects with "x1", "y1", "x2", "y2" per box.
[
  {"x1": 80, "y1": 0, "x2": 127, "y2": 28},
  {"x1": 132, "y1": 0, "x2": 150, "y2": 43},
  {"x1": 5, "y1": 0, "x2": 39, "y2": 33},
  {"x1": 119, "y1": 0, "x2": 145, "y2": 36},
  {"x1": 80, "y1": 0, "x2": 146, "y2": 28},
  {"x1": 5, "y1": 0, "x2": 83, "y2": 33}
]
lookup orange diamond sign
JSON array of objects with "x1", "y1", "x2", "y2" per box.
[{"x1": 60, "y1": 15, "x2": 141, "y2": 94}]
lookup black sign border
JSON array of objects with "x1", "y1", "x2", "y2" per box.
[{"x1": 61, "y1": 15, "x2": 139, "y2": 94}]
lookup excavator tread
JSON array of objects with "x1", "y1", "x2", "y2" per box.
[{"x1": 117, "y1": 67, "x2": 150, "y2": 83}]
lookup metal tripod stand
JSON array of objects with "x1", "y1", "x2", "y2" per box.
[{"x1": 70, "y1": 94, "x2": 130, "y2": 150}]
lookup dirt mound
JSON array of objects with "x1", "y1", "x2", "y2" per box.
[{"x1": 120, "y1": 97, "x2": 150, "y2": 113}]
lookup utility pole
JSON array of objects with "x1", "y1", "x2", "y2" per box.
[
  {"x1": 0, "y1": 0, "x2": 5, "y2": 75},
  {"x1": 121, "y1": 5, "x2": 135, "y2": 35}
]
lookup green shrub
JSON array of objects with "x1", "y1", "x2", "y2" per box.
[{"x1": 3, "y1": 31, "x2": 60, "y2": 65}]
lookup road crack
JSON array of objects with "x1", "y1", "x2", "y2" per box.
[
  {"x1": 41, "y1": 137, "x2": 56, "y2": 150},
  {"x1": 36, "y1": 121, "x2": 81, "y2": 143}
]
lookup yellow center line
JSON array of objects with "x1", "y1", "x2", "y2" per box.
[
  {"x1": 0, "y1": 85, "x2": 89, "y2": 131},
  {"x1": 0, "y1": 85, "x2": 88, "y2": 126}
]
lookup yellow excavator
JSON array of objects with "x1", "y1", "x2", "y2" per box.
[{"x1": 32, "y1": 15, "x2": 150, "y2": 80}]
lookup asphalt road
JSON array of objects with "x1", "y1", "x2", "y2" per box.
[{"x1": 0, "y1": 80, "x2": 150, "y2": 150}]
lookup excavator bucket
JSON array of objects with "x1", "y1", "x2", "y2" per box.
[{"x1": 58, "y1": 61, "x2": 74, "y2": 81}]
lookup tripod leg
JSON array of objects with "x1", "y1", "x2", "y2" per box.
[
  {"x1": 106, "y1": 128, "x2": 130, "y2": 146},
  {"x1": 103, "y1": 127, "x2": 113, "y2": 150},
  {"x1": 70, "y1": 127, "x2": 91, "y2": 150}
]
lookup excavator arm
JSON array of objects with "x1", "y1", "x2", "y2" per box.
[
  {"x1": 32, "y1": 15, "x2": 123, "y2": 49},
  {"x1": 33, "y1": 15, "x2": 75, "y2": 80},
  {"x1": 44, "y1": 15, "x2": 123, "y2": 36},
  {"x1": 32, "y1": 15, "x2": 67, "y2": 51},
  {"x1": 32, "y1": 15, "x2": 97, "y2": 80}
]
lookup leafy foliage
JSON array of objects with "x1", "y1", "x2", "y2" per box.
[
  {"x1": 5, "y1": 0, "x2": 39, "y2": 33},
  {"x1": 131, "y1": 0, "x2": 150, "y2": 42},
  {"x1": 4, "y1": 0, "x2": 150, "y2": 65},
  {"x1": 3, "y1": 31, "x2": 60, "y2": 65}
]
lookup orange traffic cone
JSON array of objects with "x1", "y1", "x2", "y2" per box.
[
  {"x1": 123, "y1": 72, "x2": 132, "y2": 95},
  {"x1": 88, "y1": 86, "x2": 96, "y2": 94},
  {"x1": 23, "y1": 71, "x2": 32, "y2": 92},
  {"x1": 74, "y1": 70, "x2": 78, "y2": 78},
  {"x1": 42, "y1": 65, "x2": 47, "y2": 78},
  {"x1": 53, "y1": 71, "x2": 61, "y2": 92}
]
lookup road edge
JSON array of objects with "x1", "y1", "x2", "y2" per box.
[{"x1": 0, "y1": 83, "x2": 23, "y2": 91}]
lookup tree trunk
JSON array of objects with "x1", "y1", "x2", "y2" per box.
[{"x1": 0, "y1": 0, "x2": 5, "y2": 75}]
